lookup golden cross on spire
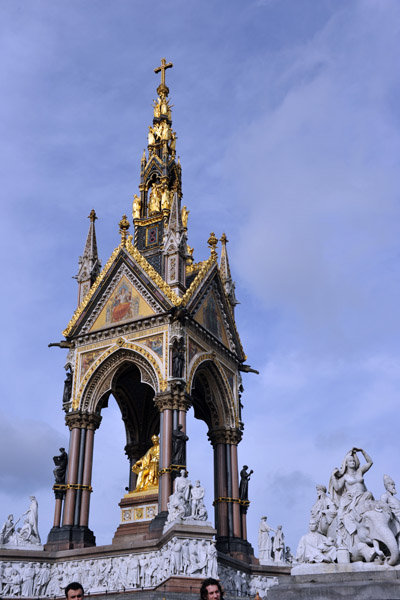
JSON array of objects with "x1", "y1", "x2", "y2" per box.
[{"x1": 154, "y1": 58, "x2": 173, "y2": 87}]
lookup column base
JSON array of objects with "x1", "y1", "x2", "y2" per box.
[
  {"x1": 216, "y1": 536, "x2": 255, "y2": 562},
  {"x1": 44, "y1": 525, "x2": 96, "y2": 551}
]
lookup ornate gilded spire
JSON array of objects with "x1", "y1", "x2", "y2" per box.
[
  {"x1": 76, "y1": 209, "x2": 101, "y2": 306},
  {"x1": 220, "y1": 233, "x2": 239, "y2": 310},
  {"x1": 133, "y1": 58, "x2": 182, "y2": 278}
]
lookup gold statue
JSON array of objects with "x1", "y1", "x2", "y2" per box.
[
  {"x1": 160, "y1": 98, "x2": 168, "y2": 115},
  {"x1": 181, "y1": 205, "x2": 189, "y2": 229},
  {"x1": 161, "y1": 188, "x2": 171, "y2": 211},
  {"x1": 149, "y1": 186, "x2": 161, "y2": 214},
  {"x1": 131, "y1": 435, "x2": 160, "y2": 492},
  {"x1": 161, "y1": 121, "x2": 171, "y2": 141},
  {"x1": 148, "y1": 126, "x2": 155, "y2": 146},
  {"x1": 132, "y1": 194, "x2": 141, "y2": 220},
  {"x1": 153, "y1": 98, "x2": 161, "y2": 118}
]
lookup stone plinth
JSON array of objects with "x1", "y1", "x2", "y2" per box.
[
  {"x1": 113, "y1": 490, "x2": 159, "y2": 543},
  {"x1": 269, "y1": 563, "x2": 400, "y2": 600}
]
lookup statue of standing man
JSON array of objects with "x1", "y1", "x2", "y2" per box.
[
  {"x1": 53, "y1": 448, "x2": 68, "y2": 484},
  {"x1": 172, "y1": 424, "x2": 189, "y2": 466},
  {"x1": 239, "y1": 465, "x2": 253, "y2": 501}
]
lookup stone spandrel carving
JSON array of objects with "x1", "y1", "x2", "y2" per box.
[
  {"x1": 165, "y1": 471, "x2": 209, "y2": 529},
  {"x1": 296, "y1": 448, "x2": 400, "y2": 567}
]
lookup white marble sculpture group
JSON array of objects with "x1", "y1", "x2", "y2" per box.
[
  {"x1": 258, "y1": 517, "x2": 292, "y2": 565},
  {"x1": 165, "y1": 470, "x2": 209, "y2": 527},
  {"x1": 0, "y1": 497, "x2": 41, "y2": 549},
  {"x1": 295, "y1": 448, "x2": 400, "y2": 566}
]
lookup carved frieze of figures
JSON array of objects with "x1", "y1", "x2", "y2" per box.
[
  {"x1": 295, "y1": 448, "x2": 400, "y2": 567},
  {"x1": 219, "y1": 565, "x2": 278, "y2": 598},
  {"x1": 0, "y1": 536, "x2": 219, "y2": 597}
]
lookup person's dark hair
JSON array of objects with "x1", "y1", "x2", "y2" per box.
[
  {"x1": 65, "y1": 582, "x2": 84, "y2": 598},
  {"x1": 200, "y1": 578, "x2": 223, "y2": 600}
]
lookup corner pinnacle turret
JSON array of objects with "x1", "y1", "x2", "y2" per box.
[{"x1": 76, "y1": 209, "x2": 101, "y2": 306}]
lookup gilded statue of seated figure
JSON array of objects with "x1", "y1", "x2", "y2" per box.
[{"x1": 131, "y1": 435, "x2": 160, "y2": 492}]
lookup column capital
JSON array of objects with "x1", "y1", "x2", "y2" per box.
[
  {"x1": 208, "y1": 427, "x2": 242, "y2": 446},
  {"x1": 154, "y1": 385, "x2": 192, "y2": 413},
  {"x1": 65, "y1": 411, "x2": 102, "y2": 431}
]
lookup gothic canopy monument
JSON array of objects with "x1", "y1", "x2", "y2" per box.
[{"x1": 47, "y1": 58, "x2": 254, "y2": 559}]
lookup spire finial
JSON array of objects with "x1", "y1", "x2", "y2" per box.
[
  {"x1": 154, "y1": 58, "x2": 173, "y2": 96},
  {"x1": 119, "y1": 214, "x2": 130, "y2": 247},
  {"x1": 88, "y1": 209, "x2": 97, "y2": 222}
]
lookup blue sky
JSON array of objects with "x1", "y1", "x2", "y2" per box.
[{"x1": 1, "y1": 0, "x2": 400, "y2": 554}]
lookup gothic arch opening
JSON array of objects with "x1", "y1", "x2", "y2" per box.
[{"x1": 190, "y1": 359, "x2": 235, "y2": 431}]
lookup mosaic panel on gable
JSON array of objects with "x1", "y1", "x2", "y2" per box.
[
  {"x1": 80, "y1": 348, "x2": 109, "y2": 378},
  {"x1": 89, "y1": 275, "x2": 155, "y2": 332},
  {"x1": 194, "y1": 291, "x2": 229, "y2": 348},
  {"x1": 222, "y1": 364, "x2": 235, "y2": 394},
  {"x1": 143, "y1": 334, "x2": 163, "y2": 359},
  {"x1": 188, "y1": 338, "x2": 207, "y2": 365}
]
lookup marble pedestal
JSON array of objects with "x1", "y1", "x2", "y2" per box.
[
  {"x1": 268, "y1": 563, "x2": 400, "y2": 600},
  {"x1": 112, "y1": 490, "x2": 159, "y2": 543}
]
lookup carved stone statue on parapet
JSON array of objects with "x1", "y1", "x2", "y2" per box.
[
  {"x1": 258, "y1": 516, "x2": 275, "y2": 564},
  {"x1": 295, "y1": 448, "x2": 400, "y2": 567},
  {"x1": 0, "y1": 515, "x2": 17, "y2": 545},
  {"x1": 53, "y1": 447, "x2": 68, "y2": 484},
  {"x1": 296, "y1": 519, "x2": 337, "y2": 564},
  {"x1": 191, "y1": 481, "x2": 206, "y2": 518},
  {"x1": 165, "y1": 471, "x2": 209, "y2": 529},
  {"x1": 272, "y1": 525, "x2": 285, "y2": 563},
  {"x1": 0, "y1": 496, "x2": 42, "y2": 549},
  {"x1": 381, "y1": 474, "x2": 400, "y2": 532}
]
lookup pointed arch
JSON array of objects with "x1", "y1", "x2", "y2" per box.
[
  {"x1": 188, "y1": 354, "x2": 237, "y2": 430},
  {"x1": 79, "y1": 346, "x2": 161, "y2": 413}
]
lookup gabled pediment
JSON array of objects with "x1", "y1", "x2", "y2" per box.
[
  {"x1": 63, "y1": 245, "x2": 176, "y2": 338},
  {"x1": 193, "y1": 289, "x2": 231, "y2": 348},
  {"x1": 187, "y1": 266, "x2": 245, "y2": 360},
  {"x1": 89, "y1": 273, "x2": 156, "y2": 332}
]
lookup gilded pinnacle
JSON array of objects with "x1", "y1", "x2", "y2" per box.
[
  {"x1": 208, "y1": 232, "x2": 218, "y2": 260},
  {"x1": 119, "y1": 214, "x2": 130, "y2": 247}
]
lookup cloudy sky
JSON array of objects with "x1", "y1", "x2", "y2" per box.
[{"x1": 1, "y1": 0, "x2": 400, "y2": 555}]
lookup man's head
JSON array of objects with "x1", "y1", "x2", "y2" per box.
[
  {"x1": 200, "y1": 578, "x2": 223, "y2": 600},
  {"x1": 65, "y1": 582, "x2": 84, "y2": 600},
  {"x1": 384, "y1": 474, "x2": 396, "y2": 494}
]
